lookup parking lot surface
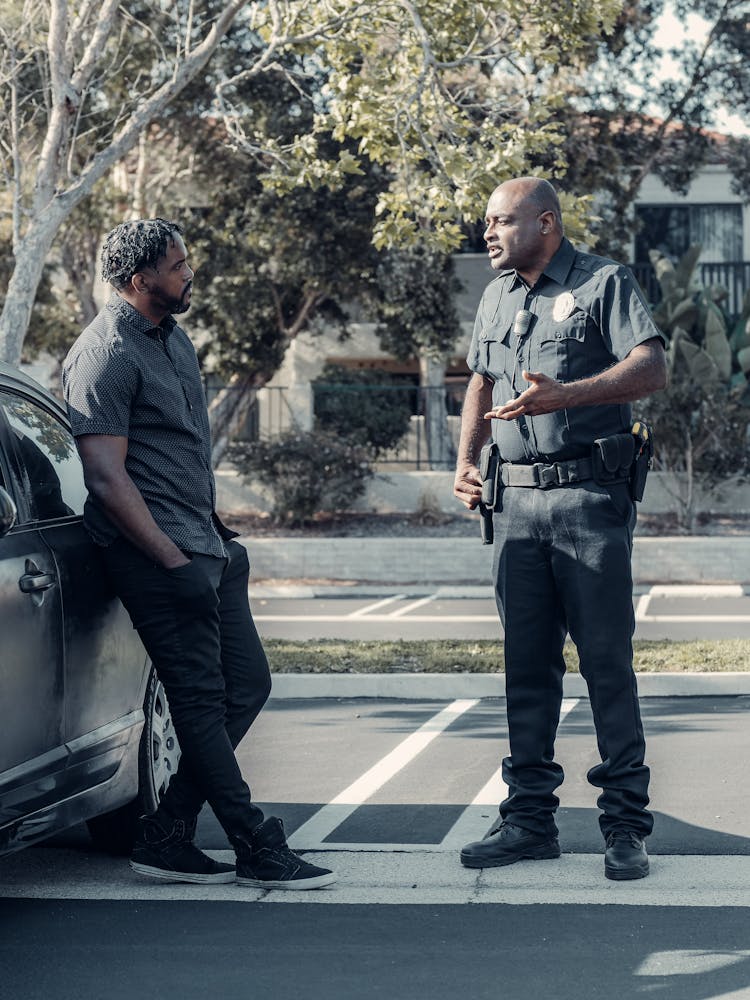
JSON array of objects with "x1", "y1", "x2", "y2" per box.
[{"x1": 3, "y1": 693, "x2": 750, "y2": 999}]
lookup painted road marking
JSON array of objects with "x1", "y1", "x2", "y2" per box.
[
  {"x1": 635, "y1": 593, "x2": 651, "y2": 620},
  {"x1": 348, "y1": 595, "x2": 406, "y2": 618},
  {"x1": 439, "y1": 698, "x2": 580, "y2": 849},
  {"x1": 255, "y1": 584, "x2": 750, "y2": 627},
  {"x1": 287, "y1": 699, "x2": 478, "y2": 851},
  {"x1": 389, "y1": 594, "x2": 437, "y2": 617},
  {"x1": 3, "y1": 850, "x2": 750, "y2": 907}
]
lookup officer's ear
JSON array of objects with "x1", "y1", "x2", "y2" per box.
[{"x1": 539, "y1": 210, "x2": 555, "y2": 236}]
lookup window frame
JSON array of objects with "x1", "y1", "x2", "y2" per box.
[{"x1": 0, "y1": 387, "x2": 85, "y2": 528}]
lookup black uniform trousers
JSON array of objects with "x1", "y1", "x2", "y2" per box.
[
  {"x1": 492, "y1": 479, "x2": 653, "y2": 840},
  {"x1": 103, "y1": 536, "x2": 271, "y2": 842}
]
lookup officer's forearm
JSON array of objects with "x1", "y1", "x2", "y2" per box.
[
  {"x1": 564, "y1": 339, "x2": 667, "y2": 408},
  {"x1": 456, "y1": 374, "x2": 493, "y2": 469}
]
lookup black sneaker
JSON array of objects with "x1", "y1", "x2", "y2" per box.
[
  {"x1": 604, "y1": 830, "x2": 649, "y2": 881},
  {"x1": 130, "y1": 814, "x2": 235, "y2": 884},
  {"x1": 235, "y1": 817, "x2": 337, "y2": 890}
]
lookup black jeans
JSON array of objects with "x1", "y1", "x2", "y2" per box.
[
  {"x1": 492, "y1": 480, "x2": 653, "y2": 840},
  {"x1": 103, "y1": 537, "x2": 271, "y2": 841}
]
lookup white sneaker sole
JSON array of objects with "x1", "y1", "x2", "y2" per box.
[
  {"x1": 130, "y1": 860, "x2": 236, "y2": 884},
  {"x1": 236, "y1": 871, "x2": 337, "y2": 890}
]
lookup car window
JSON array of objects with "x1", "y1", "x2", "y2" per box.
[{"x1": 0, "y1": 391, "x2": 87, "y2": 520}]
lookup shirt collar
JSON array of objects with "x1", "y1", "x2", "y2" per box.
[
  {"x1": 540, "y1": 237, "x2": 576, "y2": 287},
  {"x1": 500, "y1": 237, "x2": 576, "y2": 291},
  {"x1": 108, "y1": 294, "x2": 177, "y2": 339}
]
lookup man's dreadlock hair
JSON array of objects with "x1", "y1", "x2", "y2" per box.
[{"x1": 101, "y1": 218, "x2": 183, "y2": 290}]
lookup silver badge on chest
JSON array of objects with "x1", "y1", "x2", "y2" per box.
[{"x1": 552, "y1": 291, "x2": 576, "y2": 322}]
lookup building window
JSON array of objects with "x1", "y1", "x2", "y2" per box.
[{"x1": 635, "y1": 204, "x2": 743, "y2": 264}]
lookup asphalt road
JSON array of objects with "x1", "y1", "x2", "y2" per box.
[
  {"x1": 250, "y1": 584, "x2": 750, "y2": 641},
  {"x1": 3, "y1": 694, "x2": 750, "y2": 999}
]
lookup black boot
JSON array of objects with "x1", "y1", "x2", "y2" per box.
[
  {"x1": 460, "y1": 821, "x2": 561, "y2": 869},
  {"x1": 604, "y1": 830, "x2": 649, "y2": 880}
]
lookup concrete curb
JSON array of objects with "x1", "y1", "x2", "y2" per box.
[
  {"x1": 242, "y1": 535, "x2": 750, "y2": 586},
  {"x1": 268, "y1": 671, "x2": 750, "y2": 700}
]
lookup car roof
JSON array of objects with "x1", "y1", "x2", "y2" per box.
[{"x1": 0, "y1": 361, "x2": 69, "y2": 423}]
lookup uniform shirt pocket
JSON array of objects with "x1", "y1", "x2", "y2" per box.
[
  {"x1": 479, "y1": 322, "x2": 515, "y2": 383},
  {"x1": 534, "y1": 313, "x2": 589, "y2": 381}
]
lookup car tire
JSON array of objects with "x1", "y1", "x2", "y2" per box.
[{"x1": 86, "y1": 666, "x2": 181, "y2": 855}]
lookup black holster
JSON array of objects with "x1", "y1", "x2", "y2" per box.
[
  {"x1": 592, "y1": 422, "x2": 653, "y2": 502},
  {"x1": 478, "y1": 442, "x2": 500, "y2": 545}
]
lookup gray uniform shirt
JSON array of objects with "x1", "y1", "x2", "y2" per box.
[
  {"x1": 62, "y1": 295, "x2": 230, "y2": 557},
  {"x1": 467, "y1": 237, "x2": 664, "y2": 463}
]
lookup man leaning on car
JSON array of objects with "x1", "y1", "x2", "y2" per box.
[{"x1": 62, "y1": 218, "x2": 335, "y2": 890}]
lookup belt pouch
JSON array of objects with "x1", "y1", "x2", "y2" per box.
[{"x1": 592, "y1": 433, "x2": 635, "y2": 485}]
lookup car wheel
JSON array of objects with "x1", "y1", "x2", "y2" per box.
[{"x1": 86, "y1": 666, "x2": 181, "y2": 855}]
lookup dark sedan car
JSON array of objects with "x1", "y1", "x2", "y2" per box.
[{"x1": 0, "y1": 362, "x2": 179, "y2": 856}]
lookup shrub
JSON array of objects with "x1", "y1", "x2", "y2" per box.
[
  {"x1": 312, "y1": 363, "x2": 413, "y2": 458},
  {"x1": 228, "y1": 429, "x2": 374, "y2": 526}
]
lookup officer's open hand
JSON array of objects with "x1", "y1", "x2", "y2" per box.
[
  {"x1": 484, "y1": 371, "x2": 571, "y2": 421},
  {"x1": 454, "y1": 464, "x2": 482, "y2": 510}
]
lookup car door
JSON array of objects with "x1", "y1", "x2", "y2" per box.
[
  {"x1": 0, "y1": 396, "x2": 67, "y2": 833},
  {"x1": 0, "y1": 389, "x2": 147, "y2": 801}
]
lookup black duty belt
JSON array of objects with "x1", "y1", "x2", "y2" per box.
[{"x1": 500, "y1": 457, "x2": 594, "y2": 489}]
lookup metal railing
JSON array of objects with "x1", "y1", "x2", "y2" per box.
[
  {"x1": 631, "y1": 260, "x2": 750, "y2": 319},
  {"x1": 231, "y1": 383, "x2": 468, "y2": 470}
]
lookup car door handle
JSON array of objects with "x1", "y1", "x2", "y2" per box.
[{"x1": 19, "y1": 571, "x2": 56, "y2": 593}]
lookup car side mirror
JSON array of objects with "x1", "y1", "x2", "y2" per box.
[{"x1": 0, "y1": 487, "x2": 17, "y2": 537}]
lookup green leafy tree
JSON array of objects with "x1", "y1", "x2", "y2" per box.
[{"x1": 0, "y1": 0, "x2": 619, "y2": 367}]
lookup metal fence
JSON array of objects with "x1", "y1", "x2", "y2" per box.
[
  {"x1": 631, "y1": 260, "x2": 750, "y2": 320},
  {"x1": 234, "y1": 383, "x2": 468, "y2": 470}
]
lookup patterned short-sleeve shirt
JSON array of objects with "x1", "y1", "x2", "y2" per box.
[
  {"x1": 62, "y1": 295, "x2": 231, "y2": 557},
  {"x1": 466, "y1": 237, "x2": 666, "y2": 463}
]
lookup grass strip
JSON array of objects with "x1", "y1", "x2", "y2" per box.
[{"x1": 265, "y1": 638, "x2": 750, "y2": 674}]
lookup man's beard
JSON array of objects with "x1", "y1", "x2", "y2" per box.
[{"x1": 161, "y1": 283, "x2": 192, "y2": 314}]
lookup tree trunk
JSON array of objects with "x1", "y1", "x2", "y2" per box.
[
  {"x1": 0, "y1": 207, "x2": 67, "y2": 365},
  {"x1": 208, "y1": 373, "x2": 256, "y2": 467},
  {"x1": 418, "y1": 353, "x2": 456, "y2": 470}
]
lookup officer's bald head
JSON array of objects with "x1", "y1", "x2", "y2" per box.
[
  {"x1": 490, "y1": 178, "x2": 564, "y2": 235},
  {"x1": 483, "y1": 177, "x2": 564, "y2": 284}
]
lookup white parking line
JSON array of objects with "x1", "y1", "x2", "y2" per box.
[
  {"x1": 389, "y1": 595, "x2": 437, "y2": 618},
  {"x1": 288, "y1": 699, "x2": 479, "y2": 851},
  {"x1": 635, "y1": 594, "x2": 651, "y2": 621},
  {"x1": 648, "y1": 584, "x2": 746, "y2": 597},
  {"x1": 255, "y1": 614, "x2": 500, "y2": 623},
  {"x1": 439, "y1": 698, "x2": 580, "y2": 849},
  {"x1": 640, "y1": 615, "x2": 750, "y2": 623},
  {"x1": 348, "y1": 595, "x2": 406, "y2": 618}
]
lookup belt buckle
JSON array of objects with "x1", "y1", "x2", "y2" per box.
[{"x1": 535, "y1": 464, "x2": 558, "y2": 489}]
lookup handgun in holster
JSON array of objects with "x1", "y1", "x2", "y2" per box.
[
  {"x1": 629, "y1": 420, "x2": 654, "y2": 502},
  {"x1": 478, "y1": 441, "x2": 500, "y2": 545}
]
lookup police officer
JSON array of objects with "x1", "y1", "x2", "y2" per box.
[{"x1": 454, "y1": 177, "x2": 667, "y2": 880}]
